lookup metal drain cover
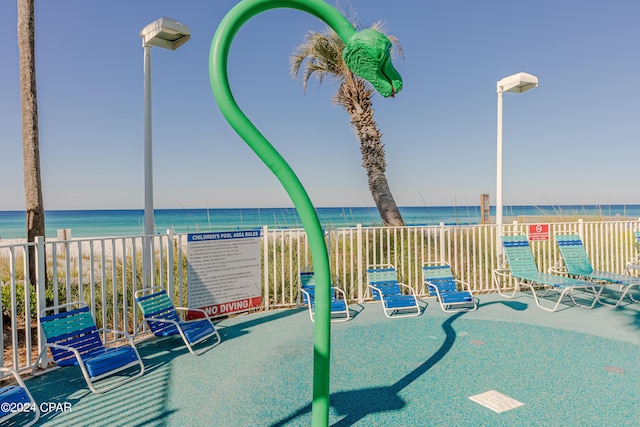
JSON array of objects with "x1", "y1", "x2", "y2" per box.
[{"x1": 469, "y1": 390, "x2": 524, "y2": 413}]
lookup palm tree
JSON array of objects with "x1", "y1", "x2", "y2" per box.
[
  {"x1": 18, "y1": 0, "x2": 45, "y2": 285},
  {"x1": 291, "y1": 22, "x2": 405, "y2": 226}
]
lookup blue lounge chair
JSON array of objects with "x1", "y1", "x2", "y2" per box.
[
  {"x1": 493, "y1": 233, "x2": 601, "y2": 312},
  {"x1": 555, "y1": 234, "x2": 639, "y2": 308},
  {"x1": 422, "y1": 262, "x2": 477, "y2": 312},
  {"x1": 32, "y1": 302, "x2": 144, "y2": 393},
  {"x1": 135, "y1": 287, "x2": 221, "y2": 356},
  {"x1": 366, "y1": 265, "x2": 421, "y2": 318},
  {"x1": 0, "y1": 367, "x2": 40, "y2": 427},
  {"x1": 298, "y1": 271, "x2": 350, "y2": 322}
]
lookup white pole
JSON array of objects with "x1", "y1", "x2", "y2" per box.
[
  {"x1": 496, "y1": 90, "x2": 504, "y2": 259},
  {"x1": 143, "y1": 45, "x2": 154, "y2": 237},
  {"x1": 143, "y1": 45, "x2": 153, "y2": 288},
  {"x1": 496, "y1": 90, "x2": 504, "y2": 229}
]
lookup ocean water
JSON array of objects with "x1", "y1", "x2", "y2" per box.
[{"x1": 0, "y1": 205, "x2": 639, "y2": 239}]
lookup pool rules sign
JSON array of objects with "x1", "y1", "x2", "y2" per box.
[
  {"x1": 528, "y1": 224, "x2": 550, "y2": 241},
  {"x1": 187, "y1": 230, "x2": 262, "y2": 317}
]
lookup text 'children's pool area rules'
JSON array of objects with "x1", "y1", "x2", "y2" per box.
[{"x1": 187, "y1": 230, "x2": 262, "y2": 318}]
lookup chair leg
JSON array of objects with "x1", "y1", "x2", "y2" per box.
[
  {"x1": 30, "y1": 344, "x2": 55, "y2": 377},
  {"x1": 381, "y1": 298, "x2": 421, "y2": 318},
  {"x1": 176, "y1": 324, "x2": 222, "y2": 356},
  {"x1": 530, "y1": 286, "x2": 598, "y2": 312},
  {"x1": 493, "y1": 271, "x2": 519, "y2": 298},
  {"x1": 597, "y1": 283, "x2": 637, "y2": 308}
]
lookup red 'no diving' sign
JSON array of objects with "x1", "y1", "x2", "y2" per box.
[{"x1": 528, "y1": 224, "x2": 549, "y2": 241}]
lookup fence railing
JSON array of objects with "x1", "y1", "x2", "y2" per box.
[{"x1": 1, "y1": 218, "x2": 639, "y2": 372}]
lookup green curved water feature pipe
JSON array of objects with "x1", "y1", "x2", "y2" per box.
[{"x1": 209, "y1": 1, "x2": 402, "y2": 425}]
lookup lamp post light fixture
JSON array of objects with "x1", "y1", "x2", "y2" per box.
[
  {"x1": 140, "y1": 17, "x2": 191, "y2": 237},
  {"x1": 495, "y1": 72, "x2": 538, "y2": 230}
]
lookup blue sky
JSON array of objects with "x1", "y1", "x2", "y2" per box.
[{"x1": 1, "y1": 0, "x2": 638, "y2": 211}]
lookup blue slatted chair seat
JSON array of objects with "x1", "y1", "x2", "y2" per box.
[
  {"x1": 304, "y1": 293, "x2": 347, "y2": 312},
  {"x1": 35, "y1": 303, "x2": 144, "y2": 393},
  {"x1": 300, "y1": 272, "x2": 315, "y2": 306},
  {"x1": 0, "y1": 367, "x2": 40, "y2": 426},
  {"x1": 175, "y1": 320, "x2": 215, "y2": 343},
  {"x1": 136, "y1": 290, "x2": 214, "y2": 343},
  {"x1": 330, "y1": 300, "x2": 348, "y2": 311},
  {"x1": 41, "y1": 307, "x2": 135, "y2": 376},
  {"x1": 423, "y1": 264, "x2": 477, "y2": 312},
  {"x1": 382, "y1": 295, "x2": 418, "y2": 309},
  {"x1": 367, "y1": 266, "x2": 421, "y2": 318},
  {"x1": 47, "y1": 330, "x2": 105, "y2": 366},
  {"x1": 439, "y1": 291, "x2": 473, "y2": 303},
  {"x1": 425, "y1": 277, "x2": 457, "y2": 295},
  {"x1": 307, "y1": 299, "x2": 349, "y2": 314},
  {"x1": 0, "y1": 386, "x2": 30, "y2": 415},
  {"x1": 298, "y1": 272, "x2": 350, "y2": 322},
  {"x1": 83, "y1": 346, "x2": 141, "y2": 378},
  {"x1": 135, "y1": 288, "x2": 221, "y2": 354},
  {"x1": 369, "y1": 282, "x2": 402, "y2": 300}
]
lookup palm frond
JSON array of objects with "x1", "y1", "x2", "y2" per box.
[{"x1": 290, "y1": 27, "x2": 351, "y2": 93}]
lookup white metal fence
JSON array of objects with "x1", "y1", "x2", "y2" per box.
[{"x1": 1, "y1": 219, "x2": 639, "y2": 372}]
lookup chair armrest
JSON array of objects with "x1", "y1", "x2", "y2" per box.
[
  {"x1": 31, "y1": 342, "x2": 88, "y2": 376},
  {"x1": 174, "y1": 307, "x2": 213, "y2": 322},
  {"x1": 492, "y1": 268, "x2": 511, "y2": 279},
  {"x1": 425, "y1": 282, "x2": 439, "y2": 296},
  {"x1": 397, "y1": 282, "x2": 418, "y2": 296},
  {"x1": 40, "y1": 342, "x2": 86, "y2": 363},
  {"x1": 96, "y1": 328, "x2": 136, "y2": 345},
  {"x1": 367, "y1": 284, "x2": 382, "y2": 298},
  {"x1": 141, "y1": 317, "x2": 180, "y2": 326},
  {"x1": 453, "y1": 279, "x2": 473, "y2": 292},
  {"x1": 331, "y1": 287, "x2": 347, "y2": 300}
]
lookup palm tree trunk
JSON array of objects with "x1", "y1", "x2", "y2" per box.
[
  {"x1": 366, "y1": 166, "x2": 405, "y2": 226},
  {"x1": 343, "y1": 80, "x2": 404, "y2": 226},
  {"x1": 18, "y1": 0, "x2": 45, "y2": 285},
  {"x1": 358, "y1": 130, "x2": 405, "y2": 226}
]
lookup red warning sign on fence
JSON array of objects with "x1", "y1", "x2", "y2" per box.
[{"x1": 528, "y1": 224, "x2": 549, "y2": 241}]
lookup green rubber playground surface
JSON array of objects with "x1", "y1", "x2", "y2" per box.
[{"x1": 20, "y1": 291, "x2": 640, "y2": 426}]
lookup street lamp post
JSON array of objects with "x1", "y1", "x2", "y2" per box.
[
  {"x1": 140, "y1": 17, "x2": 191, "y2": 237},
  {"x1": 140, "y1": 18, "x2": 190, "y2": 287},
  {"x1": 496, "y1": 72, "x2": 538, "y2": 231}
]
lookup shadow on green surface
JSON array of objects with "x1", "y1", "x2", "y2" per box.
[
  {"x1": 219, "y1": 307, "x2": 307, "y2": 341},
  {"x1": 24, "y1": 338, "x2": 188, "y2": 426},
  {"x1": 271, "y1": 300, "x2": 527, "y2": 427}
]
